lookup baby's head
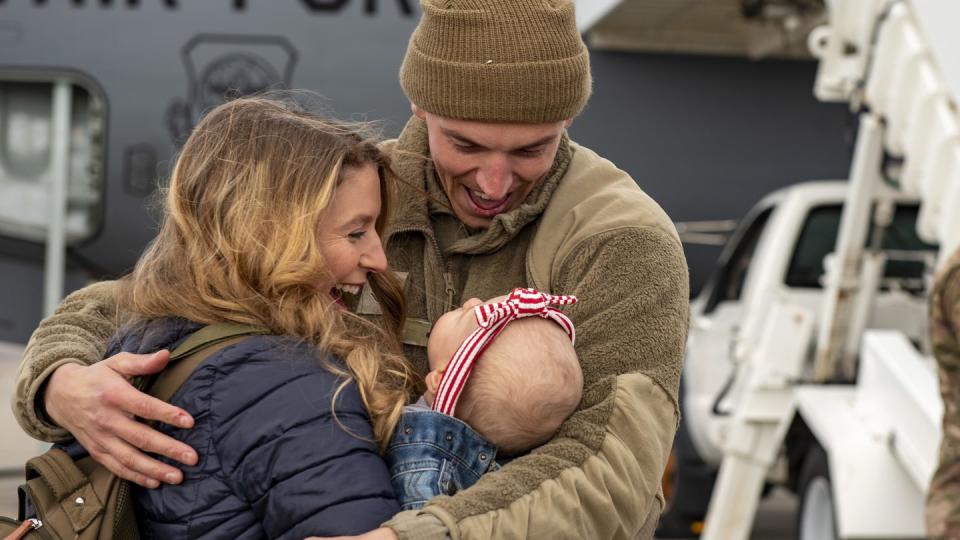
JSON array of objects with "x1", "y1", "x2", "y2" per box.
[{"x1": 426, "y1": 293, "x2": 583, "y2": 456}]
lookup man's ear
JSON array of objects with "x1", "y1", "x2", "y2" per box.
[
  {"x1": 411, "y1": 102, "x2": 427, "y2": 119},
  {"x1": 563, "y1": 118, "x2": 574, "y2": 128}
]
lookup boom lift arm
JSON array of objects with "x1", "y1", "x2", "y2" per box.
[{"x1": 702, "y1": 1, "x2": 960, "y2": 538}]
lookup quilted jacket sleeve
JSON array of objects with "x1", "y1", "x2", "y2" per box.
[{"x1": 210, "y1": 342, "x2": 400, "y2": 539}]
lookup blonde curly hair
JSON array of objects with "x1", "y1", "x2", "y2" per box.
[{"x1": 118, "y1": 95, "x2": 416, "y2": 449}]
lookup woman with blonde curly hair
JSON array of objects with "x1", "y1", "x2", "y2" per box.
[{"x1": 87, "y1": 95, "x2": 418, "y2": 538}]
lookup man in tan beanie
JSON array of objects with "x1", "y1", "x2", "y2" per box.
[{"x1": 12, "y1": 1, "x2": 689, "y2": 539}]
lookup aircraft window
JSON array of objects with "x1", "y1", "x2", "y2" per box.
[
  {"x1": 703, "y1": 207, "x2": 773, "y2": 314},
  {"x1": 785, "y1": 204, "x2": 937, "y2": 289},
  {"x1": 0, "y1": 77, "x2": 105, "y2": 244}
]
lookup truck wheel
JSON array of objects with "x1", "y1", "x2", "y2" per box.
[
  {"x1": 796, "y1": 445, "x2": 838, "y2": 540},
  {"x1": 655, "y1": 418, "x2": 716, "y2": 538}
]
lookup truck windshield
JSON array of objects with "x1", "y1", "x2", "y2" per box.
[
  {"x1": 785, "y1": 204, "x2": 937, "y2": 290},
  {"x1": 702, "y1": 207, "x2": 774, "y2": 314}
]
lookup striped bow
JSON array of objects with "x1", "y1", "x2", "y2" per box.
[{"x1": 431, "y1": 288, "x2": 578, "y2": 416}]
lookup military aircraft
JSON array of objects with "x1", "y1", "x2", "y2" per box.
[{"x1": 0, "y1": 0, "x2": 847, "y2": 347}]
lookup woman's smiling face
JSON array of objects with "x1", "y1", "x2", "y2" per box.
[{"x1": 316, "y1": 163, "x2": 389, "y2": 301}]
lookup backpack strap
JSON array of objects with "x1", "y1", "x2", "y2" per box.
[{"x1": 149, "y1": 322, "x2": 269, "y2": 403}]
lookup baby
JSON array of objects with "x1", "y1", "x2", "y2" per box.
[{"x1": 385, "y1": 288, "x2": 583, "y2": 510}]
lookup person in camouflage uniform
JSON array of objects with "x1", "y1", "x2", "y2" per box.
[{"x1": 928, "y1": 246, "x2": 960, "y2": 539}]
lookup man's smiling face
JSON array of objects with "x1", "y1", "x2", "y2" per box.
[{"x1": 414, "y1": 104, "x2": 571, "y2": 229}]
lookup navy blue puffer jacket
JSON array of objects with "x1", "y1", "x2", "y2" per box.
[{"x1": 105, "y1": 317, "x2": 399, "y2": 539}]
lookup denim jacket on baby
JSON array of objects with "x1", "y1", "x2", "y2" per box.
[{"x1": 384, "y1": 400, "x2": 499, "y2": 510}]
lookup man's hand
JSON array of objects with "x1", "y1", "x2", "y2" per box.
[
  {"x1": 305, "y1": 527, "x2": 399, "y2": 540},
  {"x1": 45, "y1": 350, "x2": 199, "y2": 488}
]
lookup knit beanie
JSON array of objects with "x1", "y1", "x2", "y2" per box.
[{"x1": 400, "y1": 0, "x2": 592, "y2": 123}]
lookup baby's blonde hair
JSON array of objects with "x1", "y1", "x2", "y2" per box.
[{"x1": 455, "y1": 317, "x2": 583, "y2": 456}]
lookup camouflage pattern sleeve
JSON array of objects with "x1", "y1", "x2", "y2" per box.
[{"x1": 927, "y1": 248, "x2": 960, "y2": 540}]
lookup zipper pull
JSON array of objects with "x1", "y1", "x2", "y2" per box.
[
  {"x1": 3, "y1": 519, "x2": 42, "y2": 540},
  {"x1": 442, "y1": 272, "x2": 456, "y2": 311}
]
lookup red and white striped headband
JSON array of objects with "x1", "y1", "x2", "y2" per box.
[{"x1": 431, "y1": 287, "x2": 577, "y2": 416}]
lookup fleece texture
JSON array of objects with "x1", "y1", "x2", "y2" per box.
[
  {"x1": 381, "y1": 116, "x2": 688, "y2": 539},
  {"x1": 13, "y1": 280, "x2": 122, "y2": 441}
]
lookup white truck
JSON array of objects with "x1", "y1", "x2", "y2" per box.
[
  {"x1": 661, "y1": 1, "x2": 960, "y2": 539},
  {"x1": 660, "y1": 181, "x2": 936, "y2": 538}
]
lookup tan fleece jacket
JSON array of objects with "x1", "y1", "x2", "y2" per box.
[
  {"x1": 12, "y1": 117, "x2": 689, "y2": 540},
  {"x1": 14, "y1": 280, "x2": 122, "y2": 441},
  {"x1": 379, "y1": 118, "x2": 688, "y2": 539}
]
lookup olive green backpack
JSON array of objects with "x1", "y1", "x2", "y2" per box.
[{"x1": 0, "y1": 323, "x2": 266, "y2": 540}]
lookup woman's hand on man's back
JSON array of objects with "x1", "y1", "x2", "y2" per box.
[{"x1": 45, "y1": 350, "x2": 200, "y2": 488}]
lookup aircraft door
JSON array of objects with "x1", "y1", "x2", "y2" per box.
[{"x1": 0, "y1": 76, "x2": 105, "y2": 245}]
